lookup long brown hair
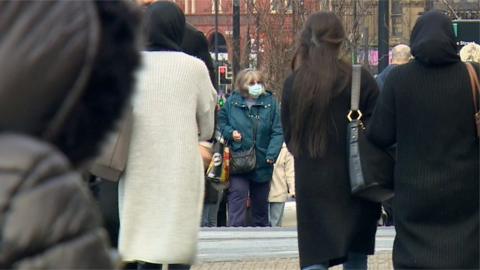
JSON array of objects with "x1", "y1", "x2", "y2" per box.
[{"x1": 288, "y1": 12, "x2": 350, "y2": 158}]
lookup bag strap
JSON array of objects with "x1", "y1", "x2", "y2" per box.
[
  {"x1": 251, "y1": 114, "x2": 258, "y2": 145},
  {"x1": 348, "y1": 64, "x2": 363, "y2": 121},
  {"x1": 466, "y1": 63, "x2": 480, "y2": 182},
  {"x1": 466, "y1": 62, "x2": 480, "y2": 113}
]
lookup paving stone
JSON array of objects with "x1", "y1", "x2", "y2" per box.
[
  {"x1": 192, "y1": 252, "x2": 393, "y2": 270},
  {"x1": 192, "y1": 227, "x2": 395, "y2": 270}
]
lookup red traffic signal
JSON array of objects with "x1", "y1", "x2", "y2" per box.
[
  {"x1": 219, "y1": 66, "x2": 227, "y2": 75},
  {"x1": 218, "y1": 65, "x2": 230, "y2": 85}
]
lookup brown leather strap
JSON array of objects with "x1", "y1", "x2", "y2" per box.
[{"x1": 466, "y1": 62, "x2": 479, "y2": 113}]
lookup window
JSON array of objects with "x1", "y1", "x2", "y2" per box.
[
  {"x1": 391, "y1": 0, "x2": 403, "y2": 37},
  {"x1": 270, "y1": 0, "x2": 292, "y2": 14},
  {"x1": 211, "y1": 0, "x2": 223, "y2": 14}
]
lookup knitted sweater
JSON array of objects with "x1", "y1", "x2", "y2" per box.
[{"x1": 118, "y1": 52, "x2": 216, "y2": 264}]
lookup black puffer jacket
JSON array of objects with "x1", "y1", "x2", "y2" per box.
[{"x1": 0, "y1": 135, "x2": 114, "y2": 269}]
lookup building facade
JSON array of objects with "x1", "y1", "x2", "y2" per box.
[{"x1": 166, "y1": 0, "x2": 478, "y2": 92}]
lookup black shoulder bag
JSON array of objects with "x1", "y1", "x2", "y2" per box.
[
  {"x1": 347, "y1": 64, "x2": 394, "y2": 202},
  {"x1": 230, "y1": 115, "x2": 258, "y2": 175}
]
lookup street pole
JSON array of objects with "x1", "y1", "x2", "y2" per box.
[
  {"x1": 233, "y1": 0, "x2": 241, "y2": 79},
  {"x1": 214, "y1": 0, "x2": 219, "y2": 90},
  {"x1": 353, "y1": 0, "x2": 358, "y2": 64},
  {"x1": 292, "y1": 0, "x2": 296, "y2": 35},
  {"x1": 364, "y1": 27, "x2": 369, "y2": 67},
  {"x1": 378, "y1": 0, "x2": 390, "y2": 73},
  {"x1": 425, "y1": 0, "x2": 434, "y2": 12}
]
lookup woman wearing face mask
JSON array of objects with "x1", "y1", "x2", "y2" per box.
[{"x1": 218, "y1": 69, "x2": 283, "y2": 227}]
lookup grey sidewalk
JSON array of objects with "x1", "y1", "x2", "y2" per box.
[
  {"x1": 192, "y1": 254, "x2": 392, "y2": 270},
  {"x1": 192, "y1": 227, "x2": 394, "y2": 270}
]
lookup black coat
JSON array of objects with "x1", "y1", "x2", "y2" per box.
[
  {"x1": 375, "y1": 64, "x2": 397, "y2": 91},
  {"x1": 281, "y1": 68, "x2": 381, "y2": 268},
  {"x1": 367, "y1": 11, "x2": 479, "y2": 269}
]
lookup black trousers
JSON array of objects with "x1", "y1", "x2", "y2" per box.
[
  {"x1": 382, "y1": 198, "x2": 394, "y2": 226},
  {"x1": 89, "y1": 177, "x2": 120, "y2": 246}
]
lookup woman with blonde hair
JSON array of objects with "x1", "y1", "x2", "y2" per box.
[{"x1": 218, "y1": 69, "x2": 283, "y2": 227}]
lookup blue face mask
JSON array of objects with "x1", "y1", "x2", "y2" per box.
[{"x1": 248, "y1": 83, "x2": 264, "y2": 97}]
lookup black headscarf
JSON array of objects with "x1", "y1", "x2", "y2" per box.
[
  {"x1": 144, "y1": 1, "x2": 185, "y2": 51},
  {"x1": 410, "y1": 10, "x2": 460, "y2": 66}
]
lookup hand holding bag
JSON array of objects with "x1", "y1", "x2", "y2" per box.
[
  {"x1": 206, "y1": 139, "x2": 230, "y2": 190},
  {"x1": 199, "y1": 141, "x2": 213, "y2": 170},
  {"x1": 347, "y1": 65, "x2": 394, "y2": 202},
  {"x1": 230, "y1": 116, "x2": 258, "y2": 174}
]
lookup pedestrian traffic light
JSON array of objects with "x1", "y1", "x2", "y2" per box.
[{"x1": 226, "y1": 63, "x2": 233, "y2": 80}]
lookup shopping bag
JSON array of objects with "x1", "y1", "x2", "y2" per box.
[{"x1": 206, "y1": 140, "x2": 230, "y2": 190}]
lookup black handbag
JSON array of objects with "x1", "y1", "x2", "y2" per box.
[
  {"x1": 347, "y1": 65, "x2": 394, "y2": 203},
  {"x1": 230, "y1": 116, "x2": 258, "y2": 174}
]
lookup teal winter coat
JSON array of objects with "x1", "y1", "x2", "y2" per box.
[{"x1": 218, "y1": 91, "x2": 283, "y2": 183}]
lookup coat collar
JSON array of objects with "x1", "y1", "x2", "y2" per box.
[{"x1": 230, "y1": 91, "x2": 273, "y2": 107}]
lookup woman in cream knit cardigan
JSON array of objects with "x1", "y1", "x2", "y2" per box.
[{"x1": 118, "y1": 2, "x2": 216, "y2": 269}]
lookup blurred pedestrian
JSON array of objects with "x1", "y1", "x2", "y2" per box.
[
  {"x1": 181, "y1": 23, "x2": 223, "y2": 228},
  {"x1": 199, "y1": 141, "x2": 223, "y2": 227},
  {"x1": 218, "y1": 69, "x2": 283, "y2": 227},
  {"x1": 375, "y1": 44, "x2": 411, "y2": 90},
  {"x1": 0, "y1": 0, "x2": 141, "y2": 268},
  {"x1": 460, "y1": 42, "x2": 480, "y2": 63},
  {"x1": 118, "y1": 2, "x2": 217, "y2": 270},
  {"x1": 376, "y1": 44, "x2": 411, "y2": 227},
  {"x1": 281, "y1": 12, "x2": 381, "y2": 270},
  {"x1": 268, "y1": 143, "x2": 295, "y2": 227},
  {"x1": 367, "y1": 11, "x2": 479, "y2": 269}
]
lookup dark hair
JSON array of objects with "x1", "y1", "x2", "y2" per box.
[
  {"x1": 52, "y1": 1, "x2": 141, "y2": 166},
  {"x1": 290, "y1": 48, "x2": 302, "y2": 71},
  {"x1": 288, "y1": 12, "x2": 350, "y2": 158}
]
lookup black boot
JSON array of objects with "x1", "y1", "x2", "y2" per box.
[
  {"x1": 168, "y1": 264, "x2": 191, "y2": 270},
  {"x1": 138, "y1": 262, "x2": 162, "y2": 270}
]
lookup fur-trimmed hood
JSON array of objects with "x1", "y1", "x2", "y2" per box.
[
  {"x1": 0, "y1": 0, "x2": 141, "y2": 166},
  {"x1": 0, "y1": 0, "x2": 100, "y2": 138}
]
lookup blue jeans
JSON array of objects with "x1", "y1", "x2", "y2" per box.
[
  {"x1": 302, "y1": 253, "x2": 367, "y2": 270},
  {"x1": 269, "y1": 202, "x2": 285, "y2": 227},
  {"x1": 202, "y1": 203, "x2": 219, "y2": 227}
]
